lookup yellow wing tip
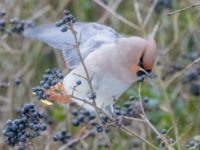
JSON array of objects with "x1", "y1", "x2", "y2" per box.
[{"x1": 41, "y1": 99, "x2": 53, "y2": 106}]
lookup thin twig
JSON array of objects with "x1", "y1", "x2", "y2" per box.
[
  {"x1": 158, "y1": 76, "x2": 183, "y2": 150},
  {"x1": 69, "y1": 94, "x2": 158, "y2": 149},
  {"x1": 93, "y1": 0, "x2": 140, "y2": 30},
  {"x1": 143, "y1": 0, "x2": 158, "y2": 27},
  {"x1": 121, "y1": 125, "x2": 158, "y2": 150},
  {"x1": 29, "y1": 5, "x2": 51, "y2": 20},
  {"x1": 138, "y1": 83, "x2": 174, "y2": 150},
  {"x1": 164, "y1": 14, "x2": 179, "y2": 54},
  {"x1": 68, "y1": 26, "x2": 94, "y2": 94},
  {"x1": 168, "y1": 2, "x2": 200, "y2": 16},
  {"x1": 122, "y1": 116, "x2": 145, "y2": 123},
  {"x1": 133, "y1": 0, "x2": 143, "y2": 26},
  {"x1": 165, "y1": 56, "x2": 200, "y2": 88},
  {"x1": 68, "y1": 24, "x2": 112, "y2": 147},
  {"x1": 98, "y1": 0, "x2": 122, "y2": 23},
  {"x1": 58, "y1": 130, "x2": 95, "y2": 150}
]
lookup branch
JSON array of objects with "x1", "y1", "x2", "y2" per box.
[
  {"x1": 68, "y1": 25, "x2": 94, "y2": 95},
  {"x1": 165, "y1": 56, "x2": 200, "y2": 88},
  {"x1": 138, "y1": 83, "x2": 174, "y2": 150},
  {"x1": 168, "y1": 2, "x2": 200, "y2": 16},
  {"x1": 121, "y1": 125, "x2": 158, "y2": 150},
  {"x1": 93, "y1": 0, "x2": 139, "y2": 30},
  {"x1": 68, "y1": 24, "x2": 112, "y2": 147}
]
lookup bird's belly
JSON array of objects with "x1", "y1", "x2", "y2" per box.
[
  {"x1": 93, "y1": 73, "x2": 129, "y2": 109},
  {"x1": 63, "y1": 70, "x2": 130, "y2": 112}
]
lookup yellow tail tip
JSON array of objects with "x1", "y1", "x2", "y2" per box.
[{"x1": 41, "y1": 99, "x2": 53, "y2": 106}]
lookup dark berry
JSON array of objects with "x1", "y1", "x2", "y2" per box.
[
  {"x1": 43, "y1": 83, "x2": 50, "y2": 89},
  {"x1": 160, "y1": 129, "x2": 167, "y2": 134},
  {"x1": 88, "y1": 92, "x2": 96, "y2": 100},
  {"x1": 15, "y1": 78, "x2": 21, "y2": 85},
  {"x1": 45, "y1": 69, "x2": 51, "y2": 74},
  {"x1": 96, "y1": 125, "x2": 103, "y2": 133},
  {"x1": 53, "y1": 129, "x2": 72, "y2": 144},
  {"x1": 0, "y1": 19, "x2": 6, "y2": 27},
  {"x1": 72, "y1": 119, "x2": 79, "y2": 126},
  {"x1": 55, "y1": 20, "x2": 65, "y2": 27},
  {"x1": 61, "y1": 26, "x2": 68, "y2": 32},
  {"x1": 190, "y1": 84, "x2": 200, "y2": 96},
  {"x1": 76, "y1": 80, "x2": 81, "y2": 86},
  {"x1": 64, "y1": 10, "x2": 70, "y2": 16},
  {"x1": 0, "y1": 11, "x2": 6, "y2": 17}
]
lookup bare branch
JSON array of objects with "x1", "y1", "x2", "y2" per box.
[
  {"x1": 93, "y1": 0, "x2": 140, "y2": 30},
  {"x1": 168, "y1": 2, "x2": 200, "y2": 16}
]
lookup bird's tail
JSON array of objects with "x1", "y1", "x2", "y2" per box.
[{"x1": 42, "y1": 82, "x2": 72, "y2": 105}]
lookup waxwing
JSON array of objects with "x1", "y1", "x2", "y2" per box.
[{"x1": 24, "y1": 22, "x2": 156, "y2": 113}]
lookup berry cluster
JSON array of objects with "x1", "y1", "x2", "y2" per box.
[
  {"x1": 155, "y1": 0, "x2": 172, "y2": 13},
  {"x1": 0, "y1": 10, "x2": 34, "y2": 34},
  {"x1": 186, "y1": 135, "x2": 200, "y2": 149},
  {"x1": 0, "y1": 78, "x2": 21, "y2": 89},
  {"x1": 113, "y1": 96, "x2": 149, "y2": 118},
  {"x1": 182, "y1": 51, "x2": 200, "y2": 96},
  {"x1": 9, "y1": 18, "x2": 35, "y2": 34},
  {"x1": 183, "y1": 67, "x2": 200, "y2": 96},
  {"x1": 53, "y1": 129, "x2": 72, "y2": 144},
  {"x1": 68, "y1": 96, "x2": 150, "y2": 135},
  {"x1": 71, "y1": 107, "x2": 96, "y2": 127},
  {"x1": 55, "y1": 10, "x2": 76, "y2": 32},
  {"x1": 32, "y1": 68, "x2": 64, "y2": 101},
  {"x1": 0, "y1": 80, "x2": 9, "y2": 88},
  {"x1": 0, "y1": 10, "x2": 6, "y2": 32},
  {"x1": 162, "y1": 63, "x2": 182, "y2": 80},
  {"x1": 3, "y1": 103, "x2": 47, "y2": 148},
  {"x1": 183, "y1": 50, "x2": 200, "y2": 61},
  {"x1": 162, "y1": 49, "x2": 200, "y2": 96},
  {"x1": 156, "y1": 129, "x2": 175, "y2": 148}
]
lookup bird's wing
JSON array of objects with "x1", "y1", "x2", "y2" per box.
[{"x1": 24, "y1": 22, "x2": 120, "y2": 69}]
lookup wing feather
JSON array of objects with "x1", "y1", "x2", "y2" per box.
[{"x1": 24, "y1": 22, "x2": 120, "y2": 69}]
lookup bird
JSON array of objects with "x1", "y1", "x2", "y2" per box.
[{"x1": 24, "y1": 20, "x2": 157, "y2": 113}]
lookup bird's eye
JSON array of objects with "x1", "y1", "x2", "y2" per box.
[
  {"x1": 138, "y1": 54, "x2": 152, "y2": 73},
  {"x1": 138, "y1": 54, "x2": 144, "y2": 69},
  {"x1": 137, "y1": 54, "x2": 152, "y2": 78}
]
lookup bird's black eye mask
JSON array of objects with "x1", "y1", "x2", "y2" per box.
[{"x1": 137, "y1": 54, "x2": 151, "y2": 77}]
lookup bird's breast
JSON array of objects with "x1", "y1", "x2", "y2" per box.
[{"x1": 63, "y1": 64, "x2": 130, "y2": 111}]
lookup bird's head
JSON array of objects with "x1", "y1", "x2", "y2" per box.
[{"x1": 131, "y1": 36, "x2": 156, "y2": 80}]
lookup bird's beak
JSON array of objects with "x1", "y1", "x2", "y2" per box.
[
  {"x1": 131, "y1": 64, "x2": 154, "y2": 82},
  {"x1": 137, "y1": 67, "x2": 154, "y2": 78}
]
